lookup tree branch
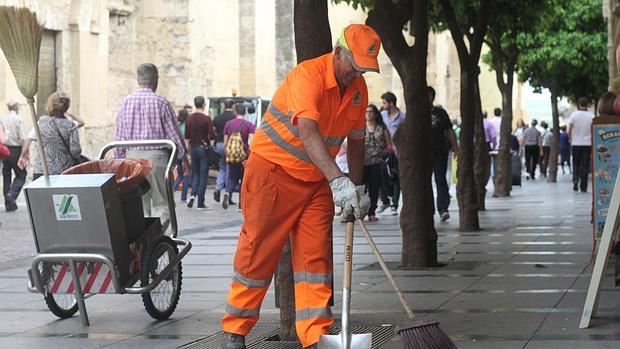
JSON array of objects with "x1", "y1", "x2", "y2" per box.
[
  {"x1": 471, "y1": 0, "x2": 490, "y2": 61},
  {"x1": 366, "y1": 0, "x2": 414, "y2": 75},
  {"x1": 437, "y1": 0, "x2": 469, "y2": 64}
]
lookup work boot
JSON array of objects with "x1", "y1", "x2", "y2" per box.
[{"x1": 221, "y1": 332, "x2": 246, "y2": 349}]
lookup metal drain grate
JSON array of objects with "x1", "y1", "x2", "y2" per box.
[
  {"x1": 179, "y1": 325, "x2": 396, "y2": 349},
  {"x1": 179, "y1": 325, "x2": 279, "y2": 349}
]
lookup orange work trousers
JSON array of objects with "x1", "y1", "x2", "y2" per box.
[{"x1": 221, "y1": 154, "x2": 334, "y2": 348}]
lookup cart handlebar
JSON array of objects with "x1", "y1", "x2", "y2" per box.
[{"x1": 97, "y1": 140, "x2": 179, "y2": 238}]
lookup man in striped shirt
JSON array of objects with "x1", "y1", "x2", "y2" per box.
[{"x1": 115, "y1": 63, "x2": 189, "y2": 230}]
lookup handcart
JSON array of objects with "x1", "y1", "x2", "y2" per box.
[{"x1": 25, "y1": 140, "x2": 192, "y2": 326}]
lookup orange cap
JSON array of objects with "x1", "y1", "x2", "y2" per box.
[{"x1": 338, "y1": 24, "x2": 381, "y2": 73}]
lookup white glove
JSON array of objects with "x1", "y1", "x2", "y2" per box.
[{"x1": 329, "y1": 176, "x2": 369, "y2": 219}]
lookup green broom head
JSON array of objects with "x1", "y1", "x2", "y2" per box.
[{"x1": 0, "y1": 6, "x2": 44, "y2": 99}]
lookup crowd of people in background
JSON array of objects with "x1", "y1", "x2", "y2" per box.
[{"x1": 0, "y1": 62, "x2": 603, "y2": 224}]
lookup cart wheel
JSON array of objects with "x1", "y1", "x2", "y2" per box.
[
  {"x1": 44, "y1": 293, "x2": 78, "y2": 319},
  {"x1": 39, "y1": 262, "x2": 79, "y2": 319},
  {"x1": 141, "y1": 235, "x2": 182, "y2": 320}
]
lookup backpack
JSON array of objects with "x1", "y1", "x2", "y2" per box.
[{"x1": 225, "y1": 121, "x2": 247, "y2": 164}]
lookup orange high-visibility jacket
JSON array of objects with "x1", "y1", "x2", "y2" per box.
[{"x1": 251, "y1": 53, "x2": 367, "y2": 182}]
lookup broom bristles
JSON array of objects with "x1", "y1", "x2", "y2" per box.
[
  {"x1": 0, "y1": 6, "x2": 44, "y2": 99},
  {"x1": 399, "y1": 322, "x2": 457, "y2": 349}
]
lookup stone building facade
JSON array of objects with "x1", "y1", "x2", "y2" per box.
[{"x1": 0, "y1": 0, "x2": 525, "y2": 158}]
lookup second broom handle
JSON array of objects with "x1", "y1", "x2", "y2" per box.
[{"x1": 357, "y1": 220, "x2": 416, "y2": 320}]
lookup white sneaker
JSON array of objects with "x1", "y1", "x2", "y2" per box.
[
  {"x1": 390, "y1": 207, "x2": 398, "y2": 215},
  {"x1": 187, "y1": 196, "x2": 195, "y2": 208},
  {"x1": 376, "y1": 204, "x2": 389, "y2": 214},
  {"x1": 440, "y1": 211, "x2": 450, "y2": 222},
  {"x1": 222, "y1": 193, "x2": 229, "y2": 210}
]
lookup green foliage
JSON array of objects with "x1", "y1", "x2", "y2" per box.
[{"x1": 517, "y1": 0, "x2": 608, "y2": 102}]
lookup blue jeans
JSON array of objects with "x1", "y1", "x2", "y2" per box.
[
  {"x1": 433, "y1": 152, "x2": 450, "y2": 214},
  {"x1": 190, "y1": 146, "x2": 209, "y2": 207},
  {"x1": 215, "y1": 142, "x2": 227, "y2": 191},
  {"x1": 173, "y1": 159, "x2": 190, "y2": 201},
  {"x1": 226, "y1": 163, "x2": 244, "y2": 194}
]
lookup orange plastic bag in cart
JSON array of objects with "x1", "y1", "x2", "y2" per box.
[{"x1": 62, "y1": 158, "x2": 153, "y2": 194}]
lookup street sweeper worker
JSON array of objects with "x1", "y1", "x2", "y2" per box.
[{"x1": 221, "y1": 24, "x2": 381, "y2": 349}]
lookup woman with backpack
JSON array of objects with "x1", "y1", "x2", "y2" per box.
[{"x1": 222, "y1": 104, "x2": 255, "y2": 209}]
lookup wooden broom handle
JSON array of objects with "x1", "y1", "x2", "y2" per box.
[
  {"x1": 357, "y1": 219, "x2": 416, "y2": 320},
  {"x1": 343, "y1": 221, "x2": 354, "y2": 289}
]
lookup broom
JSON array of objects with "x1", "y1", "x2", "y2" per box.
[
  {"x1": 0, "y1": 6, "x2": 48, "y2": 177},
  {"x1": 356, "y1": 220, "x2": 457, "y2": 349}
]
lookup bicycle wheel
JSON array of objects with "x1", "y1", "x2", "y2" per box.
[
  {"x1": 141, "y1": 235, "x2": 182, "y2": 320},
  {"x1": 40, "y1": 262, "x2": 78, "y2": 319}
]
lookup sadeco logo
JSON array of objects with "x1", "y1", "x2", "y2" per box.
[{"x1": 52, "y1": 194, "x2": 82, "y2": 221}]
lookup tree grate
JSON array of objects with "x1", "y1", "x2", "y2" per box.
[{"x1": 178, "y1": 325, "x2": 396, "y2": 349}]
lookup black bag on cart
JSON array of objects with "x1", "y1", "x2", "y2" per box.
[{"x1": 511, "y1": 151, "x2": 522, "y2": 186}]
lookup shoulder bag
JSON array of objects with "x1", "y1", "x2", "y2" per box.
[
  {"x1": 189, "y1": 115, "x2": 221, "y2": 169},
  {"x1": 52, "y1": 118, "x2": 89, "y2": 165}
]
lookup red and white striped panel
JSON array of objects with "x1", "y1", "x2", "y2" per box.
[{"x1": 49, "y1": 262, "x2": 115, "y2": 294}]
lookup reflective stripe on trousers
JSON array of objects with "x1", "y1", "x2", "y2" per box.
[{"x1": 221, "y1": 154, "x2": 334, "y2": 347}]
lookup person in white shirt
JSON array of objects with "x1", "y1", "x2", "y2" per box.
[
  {"x1": 1, "y1": 100, "x2": 27, "y2": 212},
  {"x1": 568, "y1": 97, "x2": 594, "y2": 192},
  {"x1": 490, "y1": 108, "x2": 502, "y2": 150}
]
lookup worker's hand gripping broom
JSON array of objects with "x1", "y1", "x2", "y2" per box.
[
  {"x1": 0, "y1": 6, "x2": 48, "y2": 177},
  {"x1": 356, "y1": 220, "x2": 457, "y2": 349}
]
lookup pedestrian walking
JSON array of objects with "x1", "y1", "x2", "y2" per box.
[
  {"x1": 429, "y1": 86, "x2": 459, "y2": 222},
  {"x1": 25, "y1": 92, "x2": 82, "y2": 180},
  {"x1": 185, "y1": 96, "x2": 215, "y2": 210},
  {"x1": 213, "y1": 99, "x2": 235, "y2": 203},
  {"x1": 220, "y1": 24, "x2": 378, "y2": 349},
  {"x1": 1, "y1": 100, "x2": 27, "y2": 212},
  {"x1": 490, "y1": 107, "x2": 502, "y2": 150},
  {"x1": 523, "y1": 119, "x2": 542, "y2": 180},
  {"x1": 379, "y1": 91, "x2": 405, "y2": 215},
  {"x1": 568, "y1": 97, "x2": 594, "y2": 192},
  {"x1": 540, "y1": 121, "x2": 552, "y2": 178},
  {"x1": 221, "y1": 104, "x2": 255, "y2": 210},
  {"x1": 173, "y1": 109, "x2": 190, "y2": 202},
  {"x1": 483, "y1": 111, "x2": 497, "y2": 185},
  {"x1": 363, "y1": 104, "x2": 392, "y2": 222},
  {"x1": 115, "y1": 63, "x2": 189, "y2": 230},
  {"x1": 559, "y1": 125, "x2": 571, "y2": 174}
]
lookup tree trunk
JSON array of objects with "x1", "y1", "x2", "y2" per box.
[
  {"x1": 276, "y1": 241, "x2": 296, "y2": 340},
  {"x1": 438, "y1": 0, "x2": 488, "y2": 231},
  {"x1": 457, "y1": 66, "x2": 481, "y2": 231},
  {"x1": 367, "y1": 0, "x2": 438, "y2": 267},
  {"x1": 547, "y1": 90, "x2": 560, "y2": 183},
  {"x1": 473, "y1": 81, "x2": 488, "y2": 210},
  {"x1": 488, "y1": 38, "x2": 516, "y2": 198},
  {"x1": 277, "y1": 0, "x2": 332, "y2": 339},
  {"x1": 293, "y1": 0, "x2": 332, "y2": 63},
  {"x1": 494, "y1": 84, "x2": 514, "y2": 197}
]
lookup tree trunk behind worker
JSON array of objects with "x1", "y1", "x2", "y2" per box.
[
  {"x1": 274, "y1": 0, "x2": 333, "y2": 340},
  {"x1": 367, "y1": 0, "x2": 440, "y2": 267}
]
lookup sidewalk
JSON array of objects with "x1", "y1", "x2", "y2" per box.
[{"x1": 0, "y1": 173, "x2": 618, "y2": 348}]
